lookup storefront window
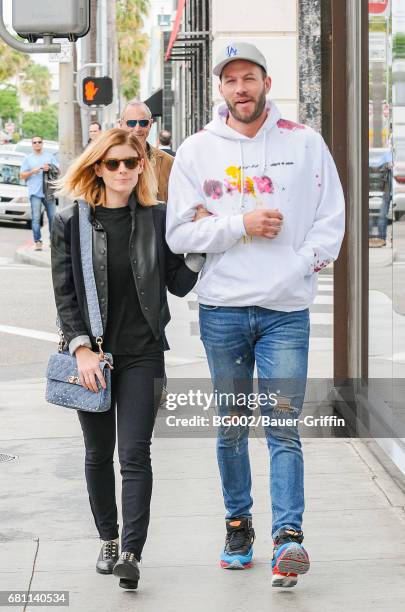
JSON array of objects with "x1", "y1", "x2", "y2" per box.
[{"x1": 368, "y1": 0, "x2": 393, "y2": 388}]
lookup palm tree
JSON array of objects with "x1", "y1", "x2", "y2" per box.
[
  {"x1": 116, "y1": 0, "x2": 150, "y2": 100},
  {"x1": 20, "y1": 63, "x2": 51, "y2": 112},
  {"x1": 0, "y1": 40, "x2": 29, "y2": 82}
]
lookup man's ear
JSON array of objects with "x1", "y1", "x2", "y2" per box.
[{"x1": 265, "y1": 76, "x2": 272, "y2": 95}]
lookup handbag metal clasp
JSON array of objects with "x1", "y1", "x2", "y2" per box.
[
  {"x1": 96, "y1": 336, "x2": 105, "y2": 360},
  {"x1": 68, "y1": 375, "x2": 80, "y2": 384}
]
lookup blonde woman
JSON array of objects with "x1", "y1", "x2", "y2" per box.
[{"x1": 51, "y1": 129, "x2": 203, "y2": 590}]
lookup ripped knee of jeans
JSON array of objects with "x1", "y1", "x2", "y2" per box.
[{"x1": 273, "y1": 395, "x2": 300, "y2": 414}]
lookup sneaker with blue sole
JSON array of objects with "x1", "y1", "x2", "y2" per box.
[
  {"x1": 271, "y1": 528, "x2": 310, "y2": 588},
  {"x1": 220, "y1": 517, "x2": 255, "y2": 569}
]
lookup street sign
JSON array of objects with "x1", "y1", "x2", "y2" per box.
[
  {"x1": 369, "y1": 32, "x2": 387, "y2": 62},
  {"x1": 82, "y1": 77, "x2": 113, "y2": 107},
  {"x1": 49, "y1": 41, "x2": 73, "y2": 63},
  {"x1": 369, "y1": 0, "x2": 390, "y2": 15}
]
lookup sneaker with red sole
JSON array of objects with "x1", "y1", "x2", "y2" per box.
[
  {"x1": 220, "y1": 517, "x2": 255, "y2": 569},
  {"x1": 271, "y1": 528, "x2": 310, "y2": 588}
]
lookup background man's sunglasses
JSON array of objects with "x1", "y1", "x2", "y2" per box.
[
  {"x1": 100, "y1": 157, "x2": 139, "y2": 171},
  {"x1": 32, "y1": 141, "x2": 42, "y2": 144},
  {"x1": 125, "y1": 119, "x2": 150, "y2": 128}
]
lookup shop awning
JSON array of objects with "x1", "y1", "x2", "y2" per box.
[
  {"x1": 164, "y1": 0, "x2": 185, "y2": 61},
  {"x1": 144, "y1": 88, "x2": 163, "y2": 117}
]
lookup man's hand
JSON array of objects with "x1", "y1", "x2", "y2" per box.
[
  {"x1": 42, "y1": 163, "x2": 50, "y2": 172},
  {"x1": 243, "y1": 209, "x2": 283, "y2": 239},
  {"x1": 192, "y1": 204, "x2": 212, "y2": 222}
]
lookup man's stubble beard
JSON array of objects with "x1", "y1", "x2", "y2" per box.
[{"x1": 225, "y1": 88, "x2": 267, "y2": 124}]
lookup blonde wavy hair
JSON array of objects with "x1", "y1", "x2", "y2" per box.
[{"x1": 56, "y1": 128, "x2": 158, "y2": 207}]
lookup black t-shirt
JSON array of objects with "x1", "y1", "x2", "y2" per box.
[{"x1": 94, "y1": 205, "x2": 163, "y2": 355}]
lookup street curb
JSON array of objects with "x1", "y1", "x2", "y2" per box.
[{"x1": 14, "y1": 244, "x2": 51, "y2": 268}]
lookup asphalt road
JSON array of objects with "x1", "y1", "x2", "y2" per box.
[{"x1": 0, "y1": 221, "x2": 57, "y2": 381}]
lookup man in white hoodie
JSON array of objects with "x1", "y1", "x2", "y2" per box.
[{"x1": 166, "y1": 42, "x2": 345, "y2": 588}]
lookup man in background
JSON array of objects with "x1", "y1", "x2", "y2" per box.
[
  {"x1": 88, "y1": 121, "x2": 102, "y2": 145},
  {"x1": 120, "y1": 101, "x2": 173, "y2": 203},
  {"x1": 20, "y1": 136, "x2": 59, "y2": 251},
  {"x1": 158, "y1": 130, "x2": 176, "y2": 157}
]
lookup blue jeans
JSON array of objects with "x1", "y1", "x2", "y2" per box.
[
  {"x1": 30, "y1": 195, "x2": 56, "y2": 243},
  {"x1": 199, "y1": 305, "x2": 310, "y2": 538}
]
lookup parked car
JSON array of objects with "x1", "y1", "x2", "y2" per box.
[
  {"x1": 0, "y1": 152, "x2": 33, "y2": 227},
  {"x1": 393, "y1": 139, "x2": 405, "y2": 220},
  {"x1": 0, "y1": 143, "x2": 17, "y2": 152}
]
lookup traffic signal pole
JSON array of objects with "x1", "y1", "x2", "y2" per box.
[{"x1": 59, "y1": 59, "x2": 76, "y2": 208}]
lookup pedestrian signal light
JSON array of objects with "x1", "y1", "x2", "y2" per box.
[
  {"x1": 82, "y1": 77, "x2": 113, "y2": 107},
  {"x1": 13, "y1": 0, "x2": 90, "y2": 42}
]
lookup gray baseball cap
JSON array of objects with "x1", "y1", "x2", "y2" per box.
[{"x1": 213, "y1": 42, "x2": 268, "y2": 77}]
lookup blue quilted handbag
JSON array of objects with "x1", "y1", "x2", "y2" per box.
[
  {"x1": 46, "y1": 351, "x2": 113, "y2": 412},
  {"x1": 46, "y1": 200, "x2": 113, "y2": 412}
]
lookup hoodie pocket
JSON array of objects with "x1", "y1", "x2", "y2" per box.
[
  {"x1": 195, "y1": 242, "x2": 313, "y2": 308},
  {"x1": 269, "y1": 247, "x2": 311, "y2": 304}
]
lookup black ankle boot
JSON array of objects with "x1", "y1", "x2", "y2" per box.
[
  {"x1": 113, "y1": 552, "x2": 140, "y2": 589},
  {"x1": 96, "y1": 540, "x2": 119, "y2": 574}
]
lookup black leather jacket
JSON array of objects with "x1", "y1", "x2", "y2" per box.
[{"x1": 51, "y1": 196, "x2": 200, "y2": 353}]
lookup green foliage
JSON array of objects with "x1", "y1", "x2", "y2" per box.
[
  {"x1": 0, "y1": 86, "x2": 21, "y2": 122},
  {"x1": 116, "y1": 0, "x2": 150, "y2": 100},
  {"x1": 21, "y1": 63, "x2": 51, "y2": 109},
  {"x1": 0, "y1": 39, "x2": 29, "y2": 81},
  {"x1": 22, "y1": 104, "x2": 58, "y2": 140},
  {"x1": 393, "y1": 33, "x2": 405, "y2": 59}
]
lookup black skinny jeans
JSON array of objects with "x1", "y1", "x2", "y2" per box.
[{"x1": 77, "y1": 353, "x2": 164, "y2": 560}]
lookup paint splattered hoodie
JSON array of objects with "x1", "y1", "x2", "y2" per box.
[{"x1": 166, "y1": 101, "x2": 345, "y2": 311}]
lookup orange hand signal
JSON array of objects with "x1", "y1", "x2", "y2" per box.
[{"x1": 84, "y1": 80, "x2": 99, "y2": 102}]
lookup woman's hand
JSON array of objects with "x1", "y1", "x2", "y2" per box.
[
  {"x1": 75, "y1": 346, "x2": 106, "y2": 393},
  {"x1": 193, "y1": 204, "x2": 212, "y2": 221}
]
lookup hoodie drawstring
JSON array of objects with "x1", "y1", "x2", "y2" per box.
[{"x1": 239, "y1": 140, "x2": 244, "y2": 211}]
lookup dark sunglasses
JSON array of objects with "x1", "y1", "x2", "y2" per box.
[
  {"x1": 125, "y1": 119, "x2": 150, "y2": 128},
  {"x1": 100, "y1": 157, "x2": 139, "y2": 171},
  {"x1": 32, "y1": 140, "x2": 42, "y2": 144}
]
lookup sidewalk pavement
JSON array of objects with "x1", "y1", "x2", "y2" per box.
[
  {"x1": 14, "y1": 227, "x2": 51, "y2": 269},
  {"x1": 2, "y1": 240, "x2": 405, "y2": 611},
  {"x1": 2, "y1": 370, "x2": 405, "y2": 612}
]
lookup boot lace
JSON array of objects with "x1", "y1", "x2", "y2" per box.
[
  {"x1": 103, "y1": 541, "x2": 118, "y2": 560},
  {"x1": 121, "y1": 552, "x2": 137, "y2": 562},
  {"x1": 225, "y1": 524, "x2": 254, "y2": 551}
]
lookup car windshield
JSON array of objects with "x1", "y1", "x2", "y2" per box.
[{"x1": 0, "y1": 160, "x2": 24, "y2": 186}]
